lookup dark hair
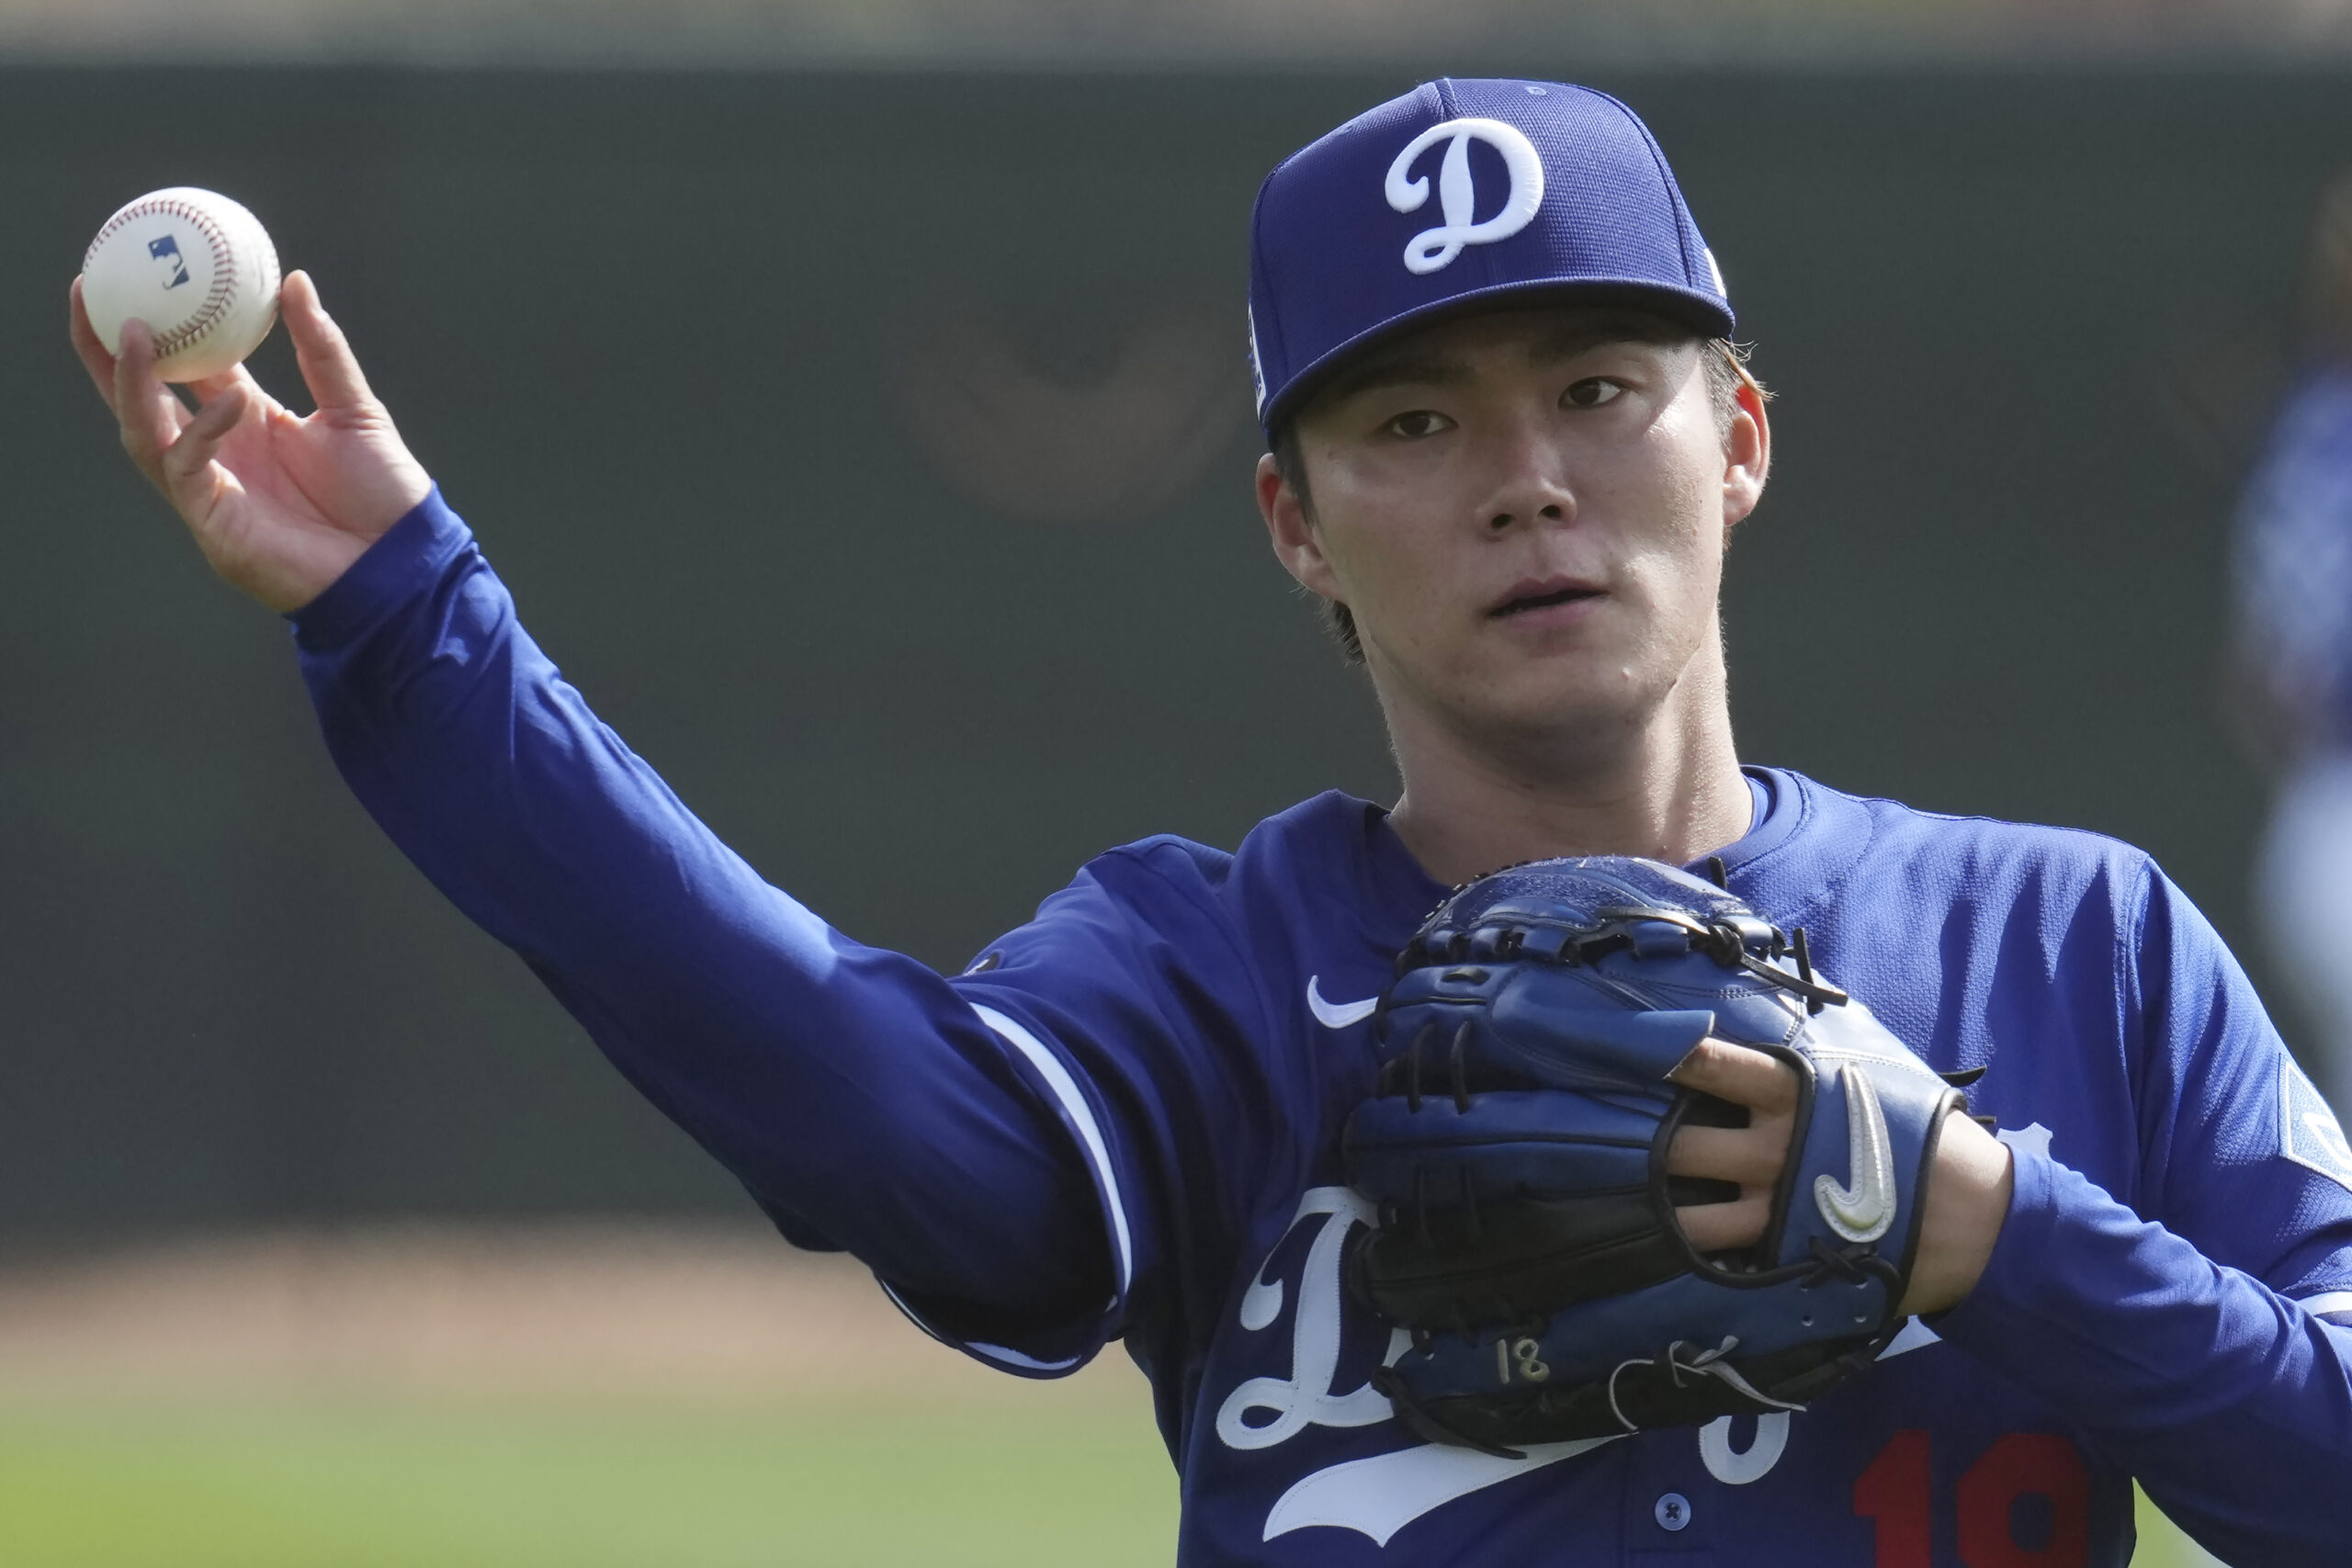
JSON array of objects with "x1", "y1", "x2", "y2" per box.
[{"x1": 1272, "y1": 336, "x2": 1762, "y2": 663}]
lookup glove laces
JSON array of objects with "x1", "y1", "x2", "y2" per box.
[
  {"x1": 1799, "y1": 1234, "x2": 1903, "y2": 1294},
  {"x1": 1592, "y1": 907, "x2": 1849, "y2": 1015},
  {"x1": 1605, "y1": 1336, "x2": 1808, "y2": 1434}
]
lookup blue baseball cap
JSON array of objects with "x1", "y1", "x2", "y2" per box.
[{"x1": 1248, "y1": 78, "x2": 1733, "y2": 439}]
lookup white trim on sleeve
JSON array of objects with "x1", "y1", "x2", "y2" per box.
[
  {"x1": 876, "y1": 1280, "x2": 1086, "y2": 1373},
  {"x1": 964, "y1": 1340, "x2": 1089, "y2": 1373},
  {"x1": 2298, "y1": 1289, "x2": 2352, "y2": 1321},
  {"x1": 972, "y1": 1003, "x2": 1136, "y2": 1299}
]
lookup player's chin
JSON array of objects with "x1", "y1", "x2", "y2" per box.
[
  {"x1": 1465, "y1": 654, "x2": 1646, "y2": 731},
  {"x1": 1474, "y1": 598, "x2": 1645, "y2": 679}
]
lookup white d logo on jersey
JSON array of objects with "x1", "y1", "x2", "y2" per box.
[{"x1": 1385, "y1": 118, "x2": 1545, "y2": 276}]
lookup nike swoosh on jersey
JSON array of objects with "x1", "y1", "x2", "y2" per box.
[
  {"x1": 1814, "y1": 1063, "x2": 1896, "y2": 1244},
  {"x1": 1307, "y1": 976, "x2": 1378, "y2": 1030}
]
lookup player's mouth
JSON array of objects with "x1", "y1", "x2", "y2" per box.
[{"x1": 1488, "y1": 576, "x2": 1606, "y2": 619}]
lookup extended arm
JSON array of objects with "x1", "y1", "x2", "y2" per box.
[
  {"x1": 296, "y1": 493, "x2": 1113, "y2": 1325},
  {"x1": 71, "y1": 276, "x2": 1114, "y2": 1338}
]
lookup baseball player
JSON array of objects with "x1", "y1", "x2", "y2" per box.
[{"x1": 71, "y1": 79, "x2": 2352, "y2": 1564}]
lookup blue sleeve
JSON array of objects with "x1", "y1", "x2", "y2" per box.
[
  {"x1": 948, "y1": 849, "x2": 1284, "y2": 1384},
  {"x1": 288, "y1": 490, "x2": 1116, "y2": 1363},
  {"x1": 1936, "y1": 866, "x2": 2352, "y2": 1566}
]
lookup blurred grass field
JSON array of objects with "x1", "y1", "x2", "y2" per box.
[
  {"x1": 0, "y1": 1394, "x2": 1177, "y2": 1568},
  {"x1": 0, "y1": 1229, "x2": 1181, "y2": 1568},
  {"x1": 0, "y1": 1230, "x2": 2218, "y2": 1567},
  {"x1": 0, "y1": 1397, "x2": 2222, "y2": 1566}
]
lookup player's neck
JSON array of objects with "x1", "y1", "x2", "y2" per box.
[{"x1": 1380, "y1": 658, "x2": 1750, "y2": 886}]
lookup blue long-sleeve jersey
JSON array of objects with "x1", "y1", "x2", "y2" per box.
[{"x1": 293, "y1": 491, "x2": 2352, "y2": 1566}]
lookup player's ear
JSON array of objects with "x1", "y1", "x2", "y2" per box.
[
  {"x1": 1722, "y1": 373, "x2": 1770, "y2": 536},
  {"x1": 1259, "y1": 450, "x2": 1346, "y2": 604}
]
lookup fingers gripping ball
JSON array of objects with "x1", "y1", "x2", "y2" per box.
[
  {"x1": 1340, "y1": 857, "x2": 1979, "y2": 1456},
  {"x1": 82, "y1": 188, "x2": 281, "y2": 382}
]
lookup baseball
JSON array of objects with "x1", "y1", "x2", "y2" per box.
[{"x1": 81, "y1": 187, "x2": 281, "y2": 383}]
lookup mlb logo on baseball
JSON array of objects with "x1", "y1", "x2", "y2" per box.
[{"x1": 148, "y1": 235, "x2": 191, "y2": 288}]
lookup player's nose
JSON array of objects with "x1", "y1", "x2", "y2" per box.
[{"x1": 1472, "y1": 417, "x2": 1577, "y2": 535}]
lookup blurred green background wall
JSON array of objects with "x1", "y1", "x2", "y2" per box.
[{"x1": 4, "y1": 66, "x2": 2340, "y2": 1245}]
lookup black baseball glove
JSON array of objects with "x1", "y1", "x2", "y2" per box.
[{"x1": 1342, "y1": 856, "x2": 1980, "y2": 1456}]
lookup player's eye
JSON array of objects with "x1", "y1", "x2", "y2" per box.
[
  {"x1": 1562, "y1": 378, "x2": 1626, "y2": 409},
  {"x1": 1383, "y1": 409, "x2": 1454, "y2": 440}
]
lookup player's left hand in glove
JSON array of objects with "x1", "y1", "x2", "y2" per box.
[{"x1": 1341, "y1": 856, "x2": 1984, "y2": 1456}]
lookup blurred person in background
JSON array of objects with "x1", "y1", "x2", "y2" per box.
[{"x1": 2233, "y1": 170, "x2": 2352, "y2": 1116}]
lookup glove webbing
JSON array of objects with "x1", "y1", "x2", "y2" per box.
[{"x1": 1415, "y1": 902, "x2": 1851, "y2": 1016}]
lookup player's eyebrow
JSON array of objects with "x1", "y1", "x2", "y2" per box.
[
  {"x1": 1304, "y1": 311, "x2": 1690, "y2": 422},
  {"x1": 1315, "y1": 352, "x2": 1474, "y2": 406},
  {"x1": 1318, "y1": 314, "x2": 1685, "y2": 409},
  {"x1": 1523, "y1": 315, "x2": 1684, "y2": 366}
]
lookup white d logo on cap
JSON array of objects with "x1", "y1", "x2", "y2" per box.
[{"x1": 1385, "y1": 118, "x2": 1545, "y2": 276}]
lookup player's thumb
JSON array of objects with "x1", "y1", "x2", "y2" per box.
[{"x1": 283, "y1": 271, "x2": 379, "y2": 413}]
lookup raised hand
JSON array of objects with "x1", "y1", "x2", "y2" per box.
[{"x1": 71, "y1": 269, "x2": 433, "y2": 613}]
